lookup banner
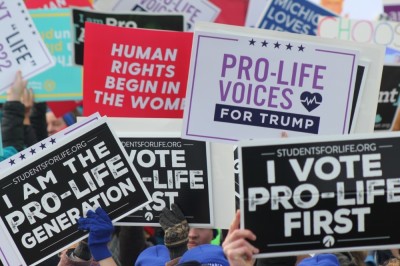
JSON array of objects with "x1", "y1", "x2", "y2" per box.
[
  {"x1": 8, "y1": 9, "x2": 83, "y2": 102},
  {"x1": 0, "y1": 118, "x2": 151, "y2": 266},
  {"x1": 112, "y1": 0, "x2": 220, "y2": 31},
  {"x1": 83, "y1": 22, "x2": 193, "y2": 118},
  {"x1": 375, "y1": 65, "x2": 400, "y2": 131},
  {"x1": 182, "y1": 22, "x2": 360, "y2": 143},
  {"x1": 239, "y1": 132, "x2": 400, "y2": 258},
  {"x1": 256, "y1": 0, "x2": 336, "y2": 35},
  {"x1": 72, "y1": 8, "x2": 185, "y2": 65},
  {"x1": 25, "y1": 0, "x2": 92, "y2": 9},
  {"x1": 116, "y1": 136, "x2": 213, "y2": 226},
  {"x1": 0, "y1": 0, "x2": 55, "y2": 94}
]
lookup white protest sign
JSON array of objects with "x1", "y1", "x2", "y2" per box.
[
  {"x1": 0, "y1": 118, "x2": 151, "y2": 266},
  {"x1": 0, "y1": 0, "x2": 55, "y2": 94},
  {"x1": 182, "y1": 22, "x2": 362, "y2": 143}
]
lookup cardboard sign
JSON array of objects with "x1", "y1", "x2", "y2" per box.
[
  {"x1": 256, "y1": 0, "x2": 336, "y2": 35},
  {"x1": 104, "y1": 117, "x2": 236, "y2": 229},
  {"x1": 25, "y1": 0, "x2": 92, "y2": 9},
  {"x1": 182, "y1": 22, "x2": 360, "y2": 143},
  {"x1": 18, "y1": 9, "x2": 82, "y2": 102},
  {"x1": 112, "y1": 0, "x2": 221, "y2": 31},
  {"x1": 83, "y1": 22, "x2": 193, "y2": 118},
  {"x1": 115, "y1": 136, "x2": 213, "y2": 226},
  {"x1": 0, "y1": 0, "x2": 55, "y2": 94},
  {"x1": 375, "y1": 65, "x2": 400, "y2": 131},
  {"x1": 0, "y1": 118, "x2": 151, "y2": 266},
  {"x1": 72, "y1": 8, "x2": 185, "y2": 65},
  {"x1": 239, "y1": 132, "x2": 400, "y2": 258},
  {"x1": 246, "y1": 0, "x2": 268, "y2": 27}
]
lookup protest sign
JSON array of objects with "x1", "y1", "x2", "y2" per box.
[
  {"x1": 383, "y1": 0, "x2": 400, "y2": 21},
  {"x1": 25, "y1": 0, "x2": 92, "y2": 9},
  {"x1": 0, "y1": 0, "x2": 55, "y2": 94},
  {"x1": 9, "y1": 9, "x2": 82, "y2": 102},
  {"x1": 0, "y1": 118, "x2": 151, "y2": 266},
  {"x1": 317, "y1": 17, "x2": 400, "y2": 53},
  {"x1": 72, "y1": 8, "x2": 185, "y2": 65},
  {"x1": 256, "y1": 0, "x2": 336, "y2": 35},
  {"x1": 318, "y1": 16, "x2": 400, "y2": 65},
  {"x1": 375, "y1": 65, "x2": 400, "y2": 131},
  {"x1": 239, "y1": 132, "x2": 400, "y2": 258},
  {"x1": 112, "y1": 0, "x2": 220, "y2": 31},
  {"x1": 105, "y1": 117, "x2": 236, "y2": 229},
  {"x1": 83, "y1": 22, "x2": 193, "y2": 118},
  {"x1": 182, "y1": 22, "x2": 362, "y2": 143},
  {"x1": 246, "y1": 0, "x2": 268, "y2": 27},
  {"x1": 115, "y1": 135, "x2": 213, "y2": 226}
]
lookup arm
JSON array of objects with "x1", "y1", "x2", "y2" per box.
[
  {"x1": 1, "y1": 71, "x2": 27, "y2": 151},
  {"x1": 222, "y1": 210, "x2": 259, "y2": 266}
]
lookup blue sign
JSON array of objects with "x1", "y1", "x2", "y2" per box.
[{"x1": 257, "y1": 0, "x2": 336, "y2": 35}]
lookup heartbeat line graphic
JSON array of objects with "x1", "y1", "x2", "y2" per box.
[{"x1": 301, "y1": 96, "x2": 322, "y2": 105}]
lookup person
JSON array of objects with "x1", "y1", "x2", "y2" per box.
[
  {"x1": 46, "y1": 110, "x2": 76, "y2": 136},
  {"x1": 1, "y1": 70, "x2": 29, "y2": 153},
  {"x1": 176, "y1": 244, "x2": 229, "y2": 266},
  {"x1": 187, "y1": 228, "x2": 218, "y2": 249}
]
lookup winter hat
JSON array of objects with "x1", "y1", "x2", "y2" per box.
[
  {"x1": 135, "y1": 245, "x2": 170, "y2": 266},
  {"x1": 178, "y1": 244, "x2": 229, "y2": 266},
  {"x1": 298, "y1": 254, "x2": 340, "y2": 266}
]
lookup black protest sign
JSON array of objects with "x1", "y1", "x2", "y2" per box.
[
  {"x1": 0, "y1": 120, "x2": 151, "y2": 266},
  {"x1": 116, "y1": 137, "x2": 212, "y2": 226},
  {"x1": 72, "y1": 8, "x2": 185, "y2": 65},
  {"x1": 375, "y1": 65, "x2": 400, "y2": 131},
  {"x1": 240, "y1": 133, "x2": 400, "y2": 257}
]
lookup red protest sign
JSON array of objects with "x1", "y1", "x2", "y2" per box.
[
  {"x1": 25, "y1": 0, "x2": 92, "y2": 9},
  {"x1": 83, "y1": 22, "x2": 193, "y2": 118}
]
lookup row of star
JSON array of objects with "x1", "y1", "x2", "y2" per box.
[
  {"x1": 249, "y1": 39, "x2": 305, "y2": 51},
  {"x1": 8, "y1": 138, "x2": 57, "y2": 165}
]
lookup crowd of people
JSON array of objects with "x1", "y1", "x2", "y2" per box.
[{"x1": 1, "y1": 70, "x2": 400, "y2": 266}]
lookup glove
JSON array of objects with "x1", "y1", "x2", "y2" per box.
[
  {"x1": 78, "y1": 208, "x2": 114, "y2": 261},
  {"x1": 159, "y1": 203, "x2": 189, "y2": 259}
]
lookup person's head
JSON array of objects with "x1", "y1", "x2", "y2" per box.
[
  {"x1": 135, "y1": 245, "x2": 170, "y2": 266},
  {"x1": 188, "y1": 228, "x2": 216, "y2": 249},
  {"x1": 298, "y1": 254, "x2": 339, "y2": 266},
  {"x1": 178, "y1": 244, "x2": 229, "y2": 266},
  {"x1": 46, "y1": 111, "x2": 75, "y2": 136},
  {"x1": 46, "y1": 111, "x2": 67, "y2": 136}
]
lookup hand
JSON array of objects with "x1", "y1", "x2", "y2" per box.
[
  {"x1": 7, "y1": 71, "x2": 27, "y2": 101},
  {"x1": 159, "y1": 203, "x2": 189, "y2": 248},
  {"x1": 78, "y1": 208, "x2": 114, "y2": 261},
  {"x1": 222, "y1": 210, "x2": 259, "y2": 266},
  {"x1": 22, "y1": 88, "x2": 34, "y2": 125}
]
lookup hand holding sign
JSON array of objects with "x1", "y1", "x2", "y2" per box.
[
  {"x1": 222, "y1": 210, "x2": 258, "y2": 266},
  {"x1": 78, "y1": 207, "x2": 114, "y2": 261}
]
